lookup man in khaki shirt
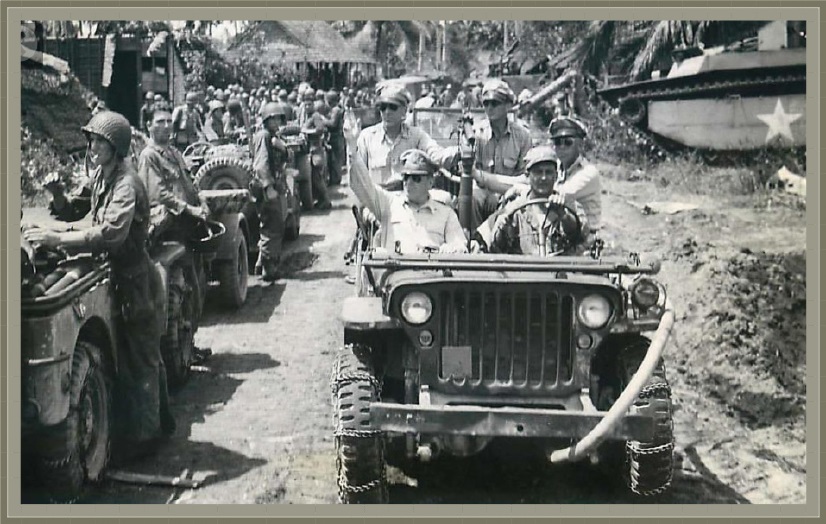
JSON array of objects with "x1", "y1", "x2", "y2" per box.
[
  {"x1": 350, "y1": 148, "x2": 467, "y2": 254},
  {"x1": 447, "y1": 79, "x2": 533, "y2": 228},
  {"x1": 356, "y1": 84, "x2": 459, "y2": 189}
]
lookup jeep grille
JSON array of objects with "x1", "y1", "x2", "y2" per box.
[{"x1": 434, "y1": 286, "x2": 576, "y2": 393}]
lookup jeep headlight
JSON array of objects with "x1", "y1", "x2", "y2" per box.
[
  {"x1": 577, "y1": 294, "x2": 612, "y2": 329},
  {"x1": 630, "y1": 278, "x2": 660, "y2": 309},
  {"x1": 400, "y1": 292, "x2": 433, "y2": 325}
]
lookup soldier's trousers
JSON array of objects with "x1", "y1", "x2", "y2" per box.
[
  {"x1": 328, "y1": 137, "x2": 345, "y2": 186},
  {"x1": 255, "y1": 190, "x2": 286, "y2": 267},
  {"x1": 112, "y1": 253, "x2": 175, "y2": 444}
]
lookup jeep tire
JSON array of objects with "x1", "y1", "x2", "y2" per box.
[
  {"x1": 196, "y1": 157, "x2": 251, "y2": 191},
  {"x1": 617, "y1": 339, "x2": 674, "y2": 497},
  {"x1": 215, "y1": 231, "x2": 249, "y2": 309},
  {"x1": 35, "y1": 341, "x2": 111, "y2": 502},
  {"x1": 332, "y1": 344, "x2": 388, "y2": 504},
  {"x1": 161, "y1": 266, "x2": 193, "y2": 389}
]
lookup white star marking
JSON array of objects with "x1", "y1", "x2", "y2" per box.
[{"x1": 756, "y1": 99, "x2": 802, "y2": 143}]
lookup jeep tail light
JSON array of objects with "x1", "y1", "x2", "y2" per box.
[
  {"x1": 577, "y1": 294, "x2": 612, "y2": 329},
  {"x1": 630, "y1": 278, "x2": 660, "y2": 309},
  {"x1": 401, "y1": 292, "x2": 433, "y2": 325}
]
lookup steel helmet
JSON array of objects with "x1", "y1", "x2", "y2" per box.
[
  {"x1": 261, "y1": 102, "x2": 289, "y2": 122},
  {"x1": 145, "y1": 91, "x2": 155, "y2": 101},
  {"x1": 325, "y1": 89, "x2": 340, "y2": 103},
  {"x1": 185, "y1": 91, "x2": 199, "y2": 103},
  {"x1": 214, "y1": 89, "x2": 226, "y2": 101},
  {"x1": 81, "y1": 111, "x2": 132, "y2": 158}
]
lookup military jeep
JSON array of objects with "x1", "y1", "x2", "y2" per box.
[{"x1": 332, "y1": 243, "x2": 675, "y2": 503}]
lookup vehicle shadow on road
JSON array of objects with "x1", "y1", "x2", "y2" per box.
[
  {"x1": 201, "y1": 281, "x2": 287, "y2": 325},
  {"x1": 386, "y1": 441, "x2": 751, "y2": 504},
  {"x1": 48, "y1": 358, "x2": 275, "y2": 504}
]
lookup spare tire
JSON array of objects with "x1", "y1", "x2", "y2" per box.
[{"x1": 196, "y1": 156, "x2": 252, "y2": 191}]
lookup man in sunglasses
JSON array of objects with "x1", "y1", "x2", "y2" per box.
[
  {"x1": 549, "y1": 116, "x2": 602, "y2": 230},
  {"x1": 355, "y1": 84, "x2": 459, "y2": 188},
  {"x1": 349, "y1": 147, "x2": 468, "y2": 254},
  {"x1": 461, "y1": 79, "x2": 533, "y2": 228}
]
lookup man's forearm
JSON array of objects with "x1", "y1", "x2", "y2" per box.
[{"x1": 476, "y1": 170, "x2": 527, "y2": 194}]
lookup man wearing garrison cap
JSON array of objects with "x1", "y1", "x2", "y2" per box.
[
  {"x1": 448, "y1": 79, "x2": 533, "y2": 229},
  {"x1": 349, "y1": 147, "x2": 467, "y2": 254},
  {"x1": 355, "y1": 83, "x2": 460, "y2": 188}
]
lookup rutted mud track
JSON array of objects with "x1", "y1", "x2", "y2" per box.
[{"x1": 24, "y1": 166, "x2": 806, "y2": 505}]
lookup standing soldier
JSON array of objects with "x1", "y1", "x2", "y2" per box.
[
  {"x1": 172, "y1": 92, "x2": 204, "y2": 151},
  {"x1": 202, "y1": 100, "x2": 226, "y2": 144},
  {"x1": 140, "y1": 91, "x2": 155, "y2": 132},
  {"x1": 356, "y1": 84, "x2": 458, "y2": 188},
  {"x1": 278, "y1": 89, "x2": 294, "y2": 121},
  {"x1": 465, "y1": 79, "x2": 533, "y2": 227},
  {"x1": 325, "y1": 90, "x2": 346, "y2": 186},
  {"x1": 251, "y1": 102, "x2": 291, "y2": 281},
  {"x1": 24, "y1": 111, "x2": 175, "y2": 461}
]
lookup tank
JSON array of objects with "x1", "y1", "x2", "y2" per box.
[{"x1": 597, "y1": 21, "x2": 806, "y2": 151}]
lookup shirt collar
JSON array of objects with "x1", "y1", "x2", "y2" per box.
[
  {"x1": 380, "y1": 122, "x2": 410, "y2": 142},
  {"x1": 401, "y1": 195, "x2": 436, "y2": 211}
]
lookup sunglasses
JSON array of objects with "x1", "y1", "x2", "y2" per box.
[
  {"x1": 378, "y1": 103, "x2": 400, "y2": 112},
  {"x1": 482, "y1": 99, "x2": 502, "y2": 108},
  {"x1": 403, "y1": 174, "x2": 429, "y2": 183},
  {"x1": 553, "y1": 137, "x2": 576, "y2": 147}
]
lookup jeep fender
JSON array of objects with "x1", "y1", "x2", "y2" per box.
[
  {"x1": 549, "y1": 298, "x2": 675, "y2": 463},
  {"x1": 213, "y1": 212, "x2": 249, "y2": 261},
  {"x1": 341, "y1": 297, "x2": 400, "y2": 331}
]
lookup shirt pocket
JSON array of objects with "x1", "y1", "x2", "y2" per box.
[{"x1": 502, "y1": 155, "x2": 519, "y2": 173}]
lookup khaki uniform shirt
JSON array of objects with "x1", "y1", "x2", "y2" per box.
[
  {"x1": 349, "y1": 152, "x2": 467, "y2": 254},
  {"x1": 356, "y1": 122, "x2": 453, "y2": 187},
  {"x1": 557, "y1": 156, "x2": 602, "y2": 229},
  {"x1": 473, "y1": 118, "x2": 533, "y2": 176},
  {"x1": 138, "y1": 139, "x2": 200, "y2": 215}
]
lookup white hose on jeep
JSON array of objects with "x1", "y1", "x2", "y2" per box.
[{"x1": 549, "y1": 298, "x2": 675, "y2": 464}]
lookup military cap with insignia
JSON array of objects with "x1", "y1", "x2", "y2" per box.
[
  {"x1": 481, "y1": 79, "x2": 515, "y2": 104},
  {"x1": 399, "y1": 149, "x2": 439, "y2": 176},
  {"x1": 548, "y1": 116, "x2": 588, "y2": 138}
]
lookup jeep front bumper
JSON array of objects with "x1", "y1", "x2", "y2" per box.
[{"x1": 370, "y1": 403, "x2": 654, "y2": 441}]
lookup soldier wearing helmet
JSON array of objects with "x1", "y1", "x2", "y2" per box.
[
  {"x1": 223, "y1": 97, "x2": 252, "y2": 141},
  {"x1": 202, "y1": 100, "x2": 226, "y2": 144},
  {"x1": 324, "y1": 89, "x2": 346, "y2": 186},
  {"x1": 251, "y1": 102, "x2": 292, "y2": 281},
  {"x1": 349, "y1": 148, "x2": 467, "y2": 254},
  {"x1": 474, "y1": 145, "x2": 589, "y2": 255},
  {"x1": 140, "y1": 91, "x2": 156, "y2": 131},
  {"x1": 548, "y1": 115, "x2": 602, "y2": 230},
  {"x1": 355, "y1": 83, "x2": 459, "y2": 188},
  {"x1": 449, "y1": 79, "x2": 532, "y2": 228},
  {"x1": 171, "y1": 91, "x2": 204, "y2": 151},
  {"x1": 297, "y1": 88, "x2": 317, "y2": 125},
  {"x1": 26, "y1": 112, "x2": 175, "y2": 459}
]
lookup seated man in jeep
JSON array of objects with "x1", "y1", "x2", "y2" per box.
[
  {"x1": 474, "y1": 146, "x2": 589, "y2": 255},
  {"x1": 350, "y1": 147, "x2": 468, "y2": 254}
]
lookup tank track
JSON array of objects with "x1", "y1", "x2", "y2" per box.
[{"x1": 616, "y1": 72, "x2": 806, "y2": 104}]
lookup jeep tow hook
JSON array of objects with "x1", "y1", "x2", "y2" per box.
[{"x1": 548, "y1": 299, "x2": 675, "y2": 464}]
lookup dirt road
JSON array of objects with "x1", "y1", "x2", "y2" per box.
[{"x1": 26, "y1": 165, "x2": 806, "y2": 505}]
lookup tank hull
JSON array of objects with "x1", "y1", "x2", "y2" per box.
[{"x1": 648, "y1": 94, "x2": 805, "y2": 150}]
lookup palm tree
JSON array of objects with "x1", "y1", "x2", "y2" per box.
[{"x1": 570, "y1": 20, "x2": 770, "y2": 82}]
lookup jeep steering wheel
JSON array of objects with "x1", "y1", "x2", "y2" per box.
[{"x1": 497, "y1": 197, "x2": 579, "y2": 257}]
